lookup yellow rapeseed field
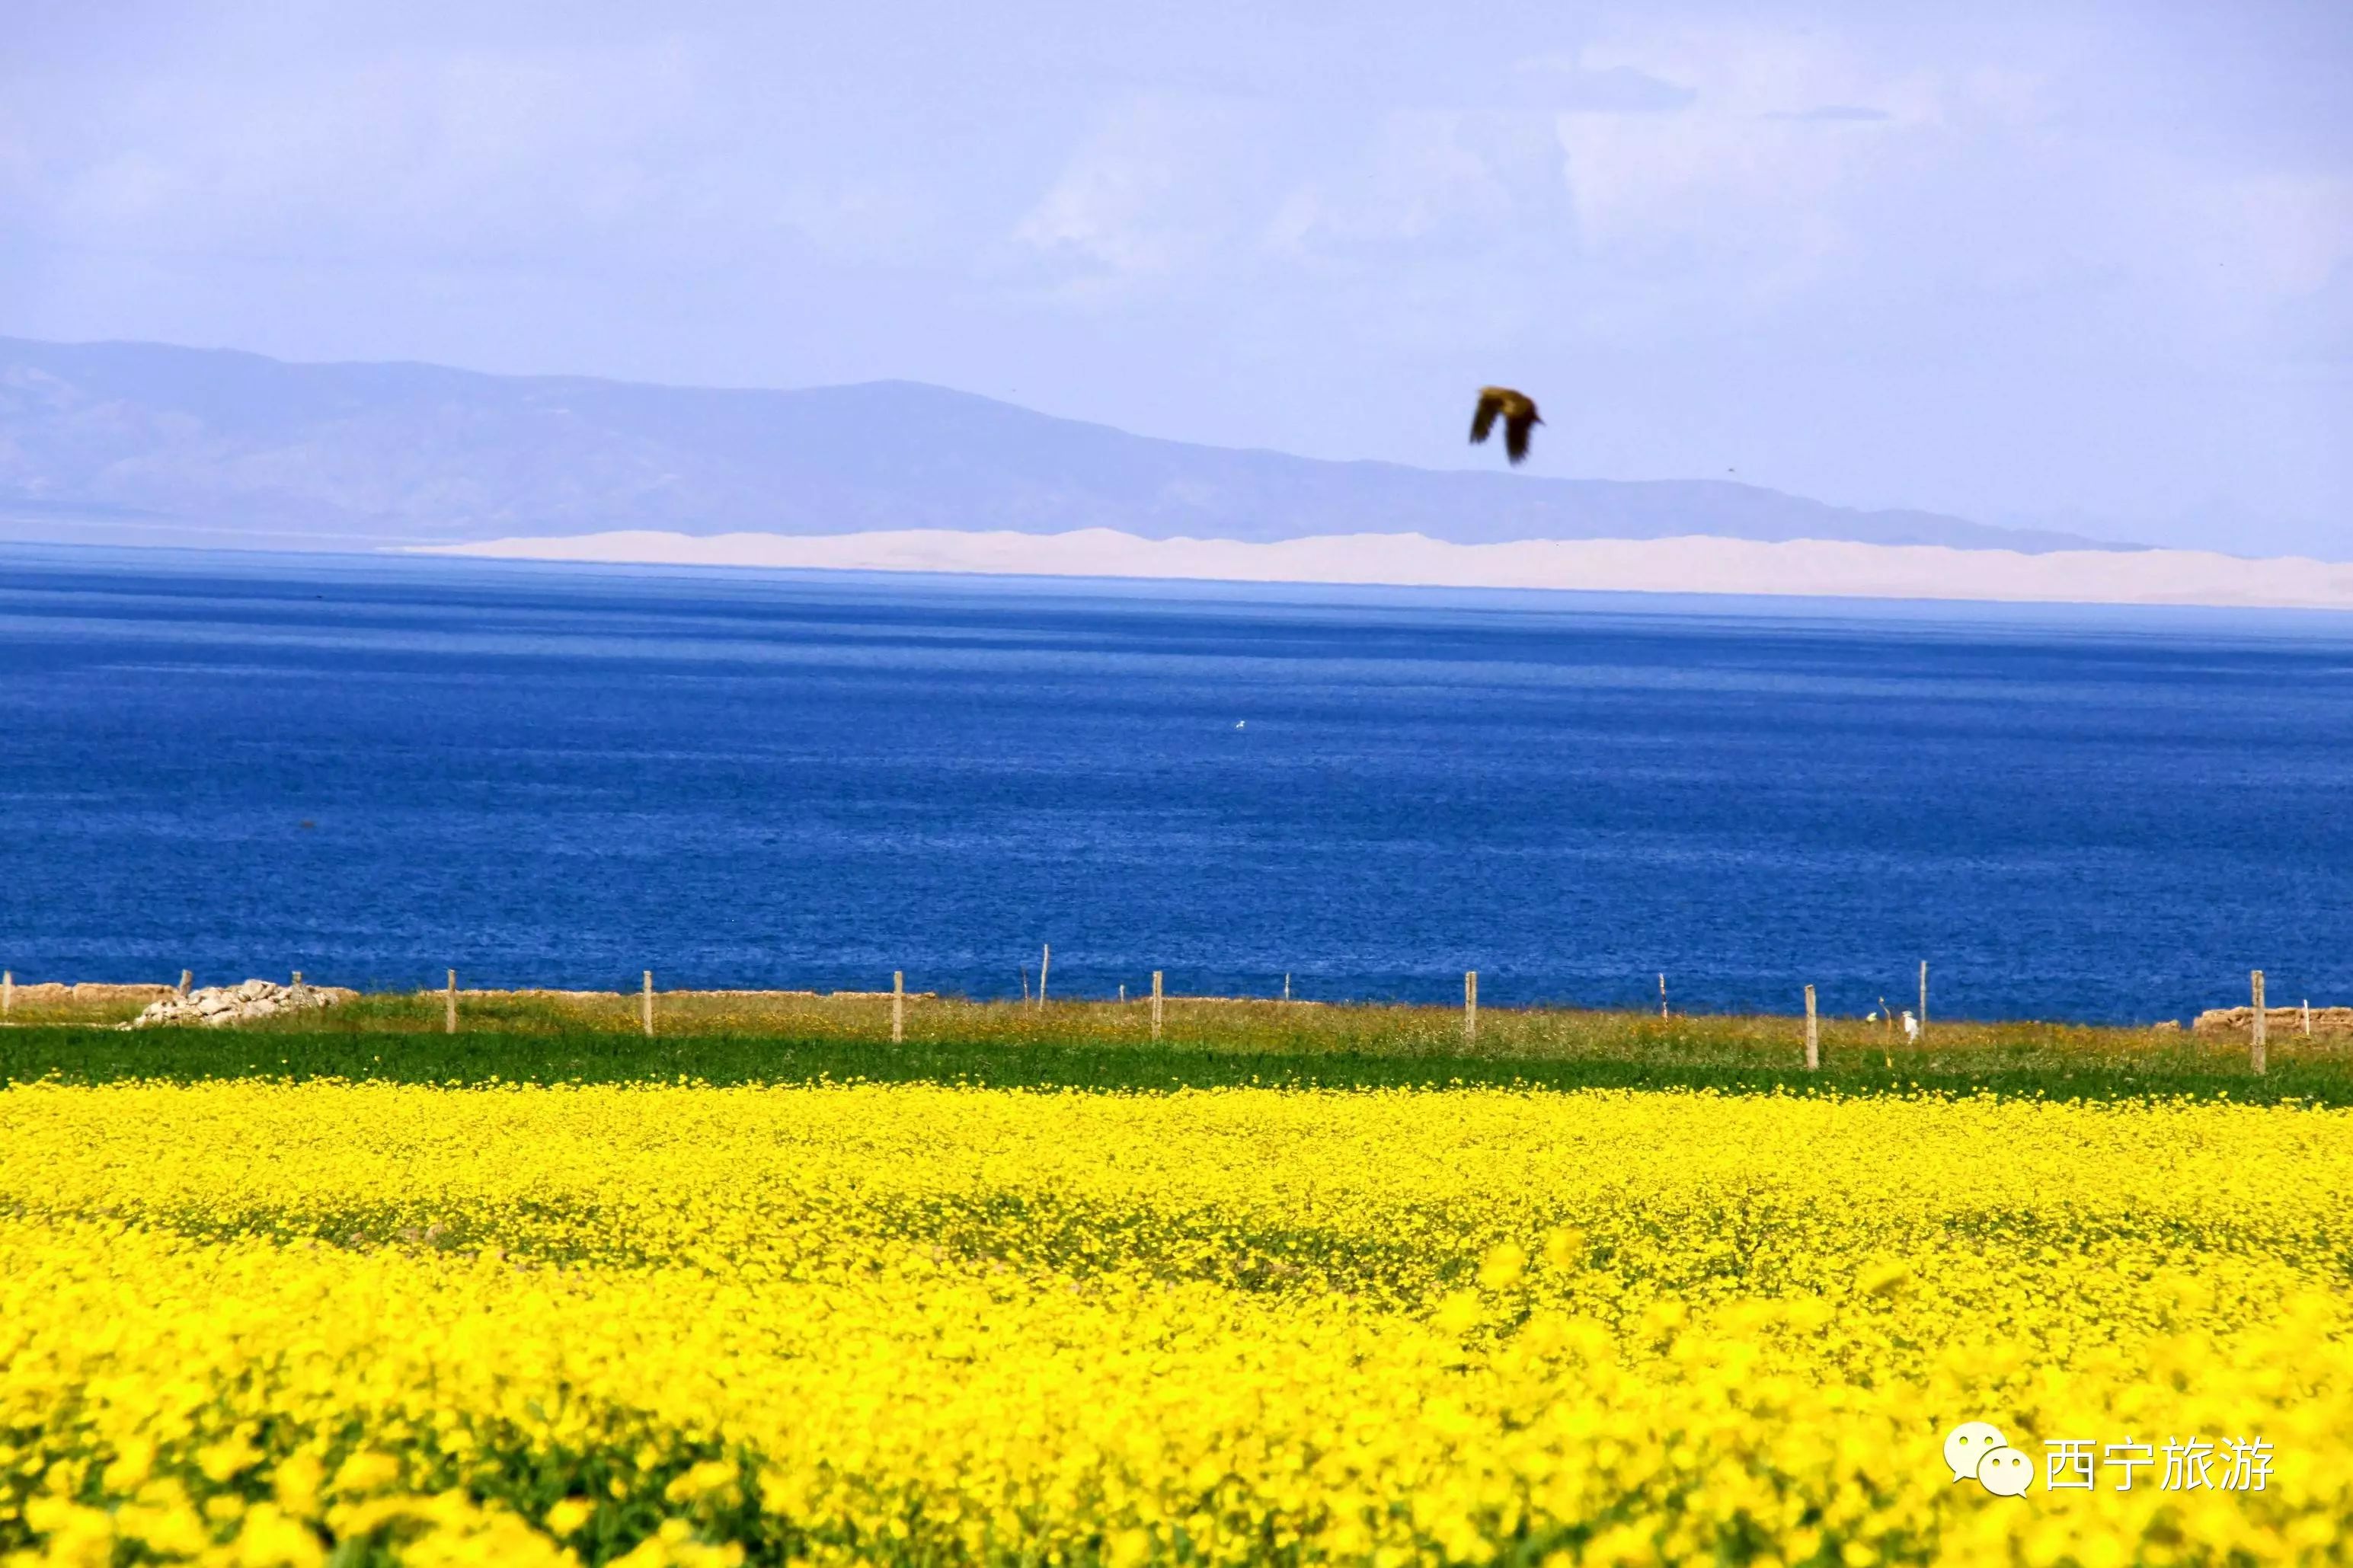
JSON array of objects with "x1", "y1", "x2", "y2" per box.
[{"x1": 2, "y1": 1080, "x2": 2348, "y2": 1566}]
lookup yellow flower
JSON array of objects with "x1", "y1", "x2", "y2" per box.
[
  {"x1": 274, "y1": 1450, "x2": 325, "y2": 1518},
  {"x1": 116, "y1": 1480, "x2": 211, "y2": 1557},
  {"x1": 1477, "y1": 1241, "x2": 1527, "y2": 1292},
  {"x1": 663, "y1": 1458, "x2": 740, "y2": 1505},
  {"x1": 1435, "y1": 1288, "x2": 1485, "y2": 1334},
  {"x1": 101, "y1": 1434, "x2": 156, "y2": 1493},
  {"x1": 328, "y1": 1451, "x2": 402, "y2": 1496},
  {"x1": 1857, "y1": 1260, "x2": 1913, "y2": 1298},
  {"x1": 197, "y1": 1432, "x2": 262, "y2": 1483},
  {"x1": 229, "y1": 1501, "x2": 326, "y2": 1568},
  {"x1": 544, "y1": 1496, "x2": 595, "y2": 1535},
  {"x1": 1541, "y1": 1226, "x2": 1586, "y2": 1272},
  {"x1": 0, "y1": 1078, "x2": 2349, "y2": 1565}
]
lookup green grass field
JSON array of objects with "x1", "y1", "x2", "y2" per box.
[{"x1": 4, "y1": 988, "x2": 2342, "y2": 1102}]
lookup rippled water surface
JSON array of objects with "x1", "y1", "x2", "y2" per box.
[{"x1": 5, "y1": 545, "x2": 2349, "y2": 1022}]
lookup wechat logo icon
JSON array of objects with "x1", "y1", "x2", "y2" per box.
[{"x1": 1945, "y1": 1422, "x2": 2032, "y2": 1496}]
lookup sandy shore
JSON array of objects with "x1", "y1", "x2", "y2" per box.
[{"x1": 417, "y1": 527, "x2": 2353, "y2": 611}]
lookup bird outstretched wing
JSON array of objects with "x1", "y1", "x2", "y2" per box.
[
  {"x1": 1504, "y1": 411, "x2": 1535, "y2": 465},
  {"x1": 1469, "y1": 388, "x2": 1506, "y2": 445}
]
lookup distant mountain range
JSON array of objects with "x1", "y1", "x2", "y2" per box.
[{"x1": 0, "y1": 337, "x2": 2133, "y2": 554}]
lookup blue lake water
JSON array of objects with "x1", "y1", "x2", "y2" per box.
[{"x1": 4, "y1": 544, "x2": 2350, "y2": 1024}]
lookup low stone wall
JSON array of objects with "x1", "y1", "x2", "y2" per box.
[
  {"x1": 4, "y1": 982, "x2": 178, "y2": 1006},
  {"x1": 2192, "y1": 1005, "x2": 2353, "y2": 1036},
  {"x1": 422, "y1": 988, "x2": 935, "y2": 1001}
]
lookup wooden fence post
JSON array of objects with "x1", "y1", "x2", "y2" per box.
[
  {"x1": 1805, "y1": 985, "x2": 1819, "y2": 1071},
  {"x1": 1465, "y1": 969, "x2": 1479, "y2": 1046},
  {"x1": 643, "y1": 970, "x2": 654, "y2": 1039},
  {"x1": 2, "y1": 970, "x2": 10, "y2": 1017},
  {"x1": 446, "y1": 969, "x2": 457, "y2": 1035},
  {"x1": 2303, "y1": 999, "x2": 2311, "y2": 1038},
  {"x1": 2250, "y1": 969, "x2": 2266, "y2": 1075},
  {"x1": 1038, "y1": 944, "x2": 1050, "y2": 1009},
  {"x1": 1152, "y1": 970, "x2": 1163, "y2": 1040},
  {"x1": 1658, "y1": 972, "x2": 1667, "y2": 1019},
  {"x1": 1919, "y1": 961, "x2": 1929, "y2": 1039},
  {"x1": 892, "y1": 970, "x2": 904, "y2": 1044}
]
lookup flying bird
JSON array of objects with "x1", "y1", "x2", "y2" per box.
[{"x1": 1469, "y1": 386, "x2": 1543, "y2": 465}]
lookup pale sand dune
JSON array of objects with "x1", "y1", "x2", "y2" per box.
[{"x1": 420, "y1": 528, "x2": 2353, "y2": 610}]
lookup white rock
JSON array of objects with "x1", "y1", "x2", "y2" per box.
[{"x1": 123, "y1": 979, "x2": 347, "y2": 1030}]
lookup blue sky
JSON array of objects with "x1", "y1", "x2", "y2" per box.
[{"x1": 3, "y1": 1, "x2": 2347, "y2": 552}]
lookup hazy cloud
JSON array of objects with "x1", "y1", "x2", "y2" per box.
[
  {"x1": 1766, "y1": 105, "x2": 1892, "y2": 121},
  {"x1": 0, "y1": 1, "x2": 2346, "y2": 550},
  {"x1": 1267, "y1": 112, "x2": 1559, "y2": 257},
  {"x1": 1517, "y1": 59, "x2": 1698, "y2": 114},
  {"x1": 1011, "y1": 97, "x2": 1280, "y2": 295}
]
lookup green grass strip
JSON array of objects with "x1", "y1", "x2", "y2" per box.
[{"x1": 5, "y1": 1025, "x2": 2349, "y2": 1105}]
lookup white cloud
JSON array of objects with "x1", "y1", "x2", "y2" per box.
[
  {"x1": 1266, "y1": 111, "x2": 1551, "y2": 258},
  {"x1": 1547, "y1": 26, "x2": 1934, "y2": 298},
  {"x1": 2214, "y1": 173, "x2": 2353, "y2": 297},
  {"x1": 0, "y1": 2, "x2": 2342, "y2": 535},
  {"x1": 1010, "y1": 97, "x2": 1275, "y2": 293},
  {"x1": 22, "y1": 37, "x2": 758, "y2": 263}
]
